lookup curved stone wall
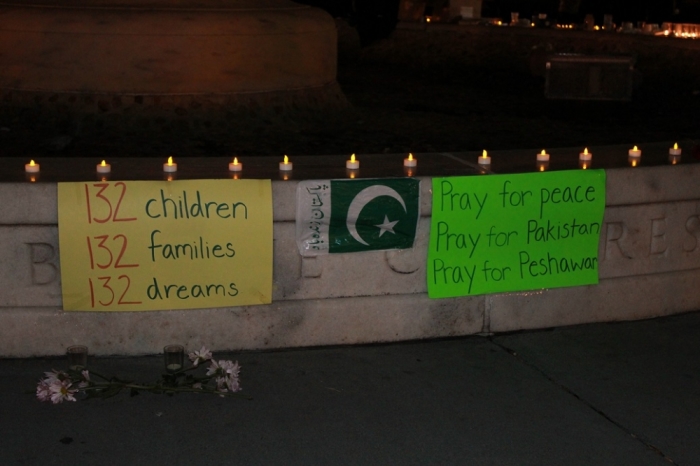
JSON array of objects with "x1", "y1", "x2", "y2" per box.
[
  {"x1": 0, "y1": 142, "x2": 698, "y2": 356},
  {"x1": 0, "y1": 0, "x2": 346, "y2": 123}
]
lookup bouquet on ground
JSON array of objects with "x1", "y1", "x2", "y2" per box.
[{"x1": 36, "y1": 346, "x2": 247, "y2": 404}]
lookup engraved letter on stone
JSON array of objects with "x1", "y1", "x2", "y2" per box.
[
  {"x1": 650, "y1": 218, "x2": 668, "y2": 257},
  {"x1": 684, "y1": 215, "x2": 700, "y2": 253},
  {"x1": 604, "y1": 222, "x2": 631, "y2": 260},
  {"x1": 27, "y1": 242, "x2": 58, "y2": 285}
]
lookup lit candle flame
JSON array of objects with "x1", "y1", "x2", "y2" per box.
[
  {"x1": 583, "y1": 148, "x2": 589, "y2": 155},
  {"x1": 541, "y1": 150, "x2": 546, "y2": 155},
  {"x1": 539, "y1": 165, "x2": 545, "y2": 172},
  {"x1": 233, "y1": 157, "x2": 239, "y2": 164},
  {"x1": 284, "y1": 155, "x2": 289, "y2": 164},
  {"x1": 674, "y1": 142, "x2": 678, "y2": 150},
  {"x1": 482, "y1": 150, "x2": 488, "y2": 158},
  {"x1": 630, "y1": 159, "x2": 638, "y2": 167},
  {"x1": 100, "y1": 160, "x2": 107, "y2": 167},
  {"x1": 29, "y1": 160, "x2": 36, "y2": 167},
  {"x1": 167, "y1": 156, "x2": 174, "y2": 166},
  {"x1": 632, "y1": 146, "x2": 638, "y2": 151},
  {"x1": 408, "y1": 153, "x2": 414, "y2": 161},
  {"x1": 351, "y1": 154, "x2": 356, "y2": 162},
  {"x1": 581, "y1": 163, "x2": 588, "y2": 170}
]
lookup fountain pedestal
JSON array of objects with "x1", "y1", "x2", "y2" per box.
[{"x1": 0, "y1": 0, "x2": 346, "y2": 129}]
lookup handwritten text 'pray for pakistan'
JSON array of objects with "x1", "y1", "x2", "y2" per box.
[{"x1": 433, "y1": 179, "x2": 600, "y2": 293}]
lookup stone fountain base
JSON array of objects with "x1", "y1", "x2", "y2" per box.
[{"x1": 0, "y1": 0, "x2": 347, "y2": 128}]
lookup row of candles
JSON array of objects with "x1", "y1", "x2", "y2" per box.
[{"x1": 23, "y1": 143, "x2": 684, "y2": 176}]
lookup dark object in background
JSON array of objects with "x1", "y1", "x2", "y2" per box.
[
  {"x1": 295, "y1": 0, "x2": 400, "y2": 46},
  {"x1": 545, "y1": 54, "x2": 636, "y2": 101}
]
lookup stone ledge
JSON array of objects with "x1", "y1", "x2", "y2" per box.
[{"x1": 0, "y1": 144, "x2": 698, "y2": 356}]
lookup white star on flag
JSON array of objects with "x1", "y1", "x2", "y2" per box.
[{"x1": 375, "y1": 215, "x2": 399, "y2": 237}]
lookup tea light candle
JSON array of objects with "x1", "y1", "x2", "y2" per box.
[
  {"x1": 579, "y1": 148, "x2": 592, "y2": 161},
  {"x1": 478, "y1": 150, "x2": 491, "y2": 166},
  {"x1": 25, "y1": 160, "x2": 40, "y2": 173},
  {"x1": 96, "y1": 160, "x2": 111, "y2": 174},
  {"x1": 536, "y1": 149, "x2": 550, "y2": 162},
  {"x1": 229, "y1": 157, "x2": 242, "y2": 172},
  {"x1": 404, "y1": 153, "x2": 417, "y2": 168},
  {"x1": 346, "y1": 153, "x2": 359, "y2": 170},
  {"x1": 163, "y1": 156, "x2": 177, "y2": 172},
  {"x1": 628, "y1": 145, "x2": 641, "y2": 157},
  {"x1": 669, "y1": 142, "x2": 681, "y2": 156},
  {"x1": 279, "y1": 155, "x2": 293, "y2": 171}
]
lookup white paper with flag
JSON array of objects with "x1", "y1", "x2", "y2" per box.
[{"x1": 296, "y1": 178, "x2": 420, "y2": 256}]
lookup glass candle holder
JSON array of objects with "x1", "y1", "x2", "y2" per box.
[
  {"x1": 67, "y1": 345, "x2": 88, "y2": 370},
  {"x1": 164, "y1": 345, "x2": 184, "y2": 373}
]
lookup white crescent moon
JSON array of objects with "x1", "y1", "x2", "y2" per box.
[{"x1": 346, "y1": 185, "x2": 407, "y2": 246}]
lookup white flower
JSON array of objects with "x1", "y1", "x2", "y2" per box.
[
  {"x1": 210, "y1": 360, "x2": 241, "y2": 393},
  {"x1": 43, "y1": 369, "x2": 67, "y2": 384},
  {"x1": 206, "y1": 359, "x2": 220, "y2": 377},
  {"x1": 49, "y1": 379, "x2": 78, "y2": 404},
  {"x1": 225, "y1": 374, "x2": 241, "y2": 393},
  {"x1": 36, "y1": 380, "x2": 52, "y2": 402},
  {"x1": 188, "y1": 346, "x2": 213, "y2": 367},
  {"x1": 218, "y1": 360, "x2": 240, "y2": 376}
]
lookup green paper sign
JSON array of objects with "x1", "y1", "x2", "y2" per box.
[{"x1": 428, "y1": 170, "x2": 606, "y2": 298}]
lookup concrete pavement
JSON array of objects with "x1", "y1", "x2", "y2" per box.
[{"x1": 2, "y1": 310, "x2": 699, "y2": 465}]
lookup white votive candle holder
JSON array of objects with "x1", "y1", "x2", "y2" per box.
[
  {"x1": 229, "y1": 157, "x2": 242, "y2": 172},
  {"x1": 478, "y1": 150, "x2": 491, "y2": 166},
  {"x1": 403, "y1": 153, "x2": 417, "y2": 168},
  {"x1": 628, "y1": 145, "x2": 641, "y2": 158},
  {"x1": 579, "y1": 148, "x2": 592, "y2": 161},
  {"x1": 536, "y1": 150, "x2": 550, "y2": 162},
  {"x1": 96, "y1": 160, "x2": 111, "y2": 174},
  {"x1": 163, "y1": 157, "x2": 177, "y2": 172},
  {"x1": 669, "y1": 143, "x2": 682, "y2": 156},
  {"x1": 25, "y1": 160, "x2": 40, "y2": 173},
  {"x1": 346, "y1": 154, "x2": 360, "y2": 170},
  {"x1": 279, "y1": 155, "x2": 293, "y2": 171}
]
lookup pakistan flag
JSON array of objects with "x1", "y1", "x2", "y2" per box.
[{"x1": 296, "y1": 178, "x2": 420, "y2": 256}]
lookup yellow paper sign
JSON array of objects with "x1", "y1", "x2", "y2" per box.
[{"x1": 58, "y1": 179, "x2": 273, "y2": 311}]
